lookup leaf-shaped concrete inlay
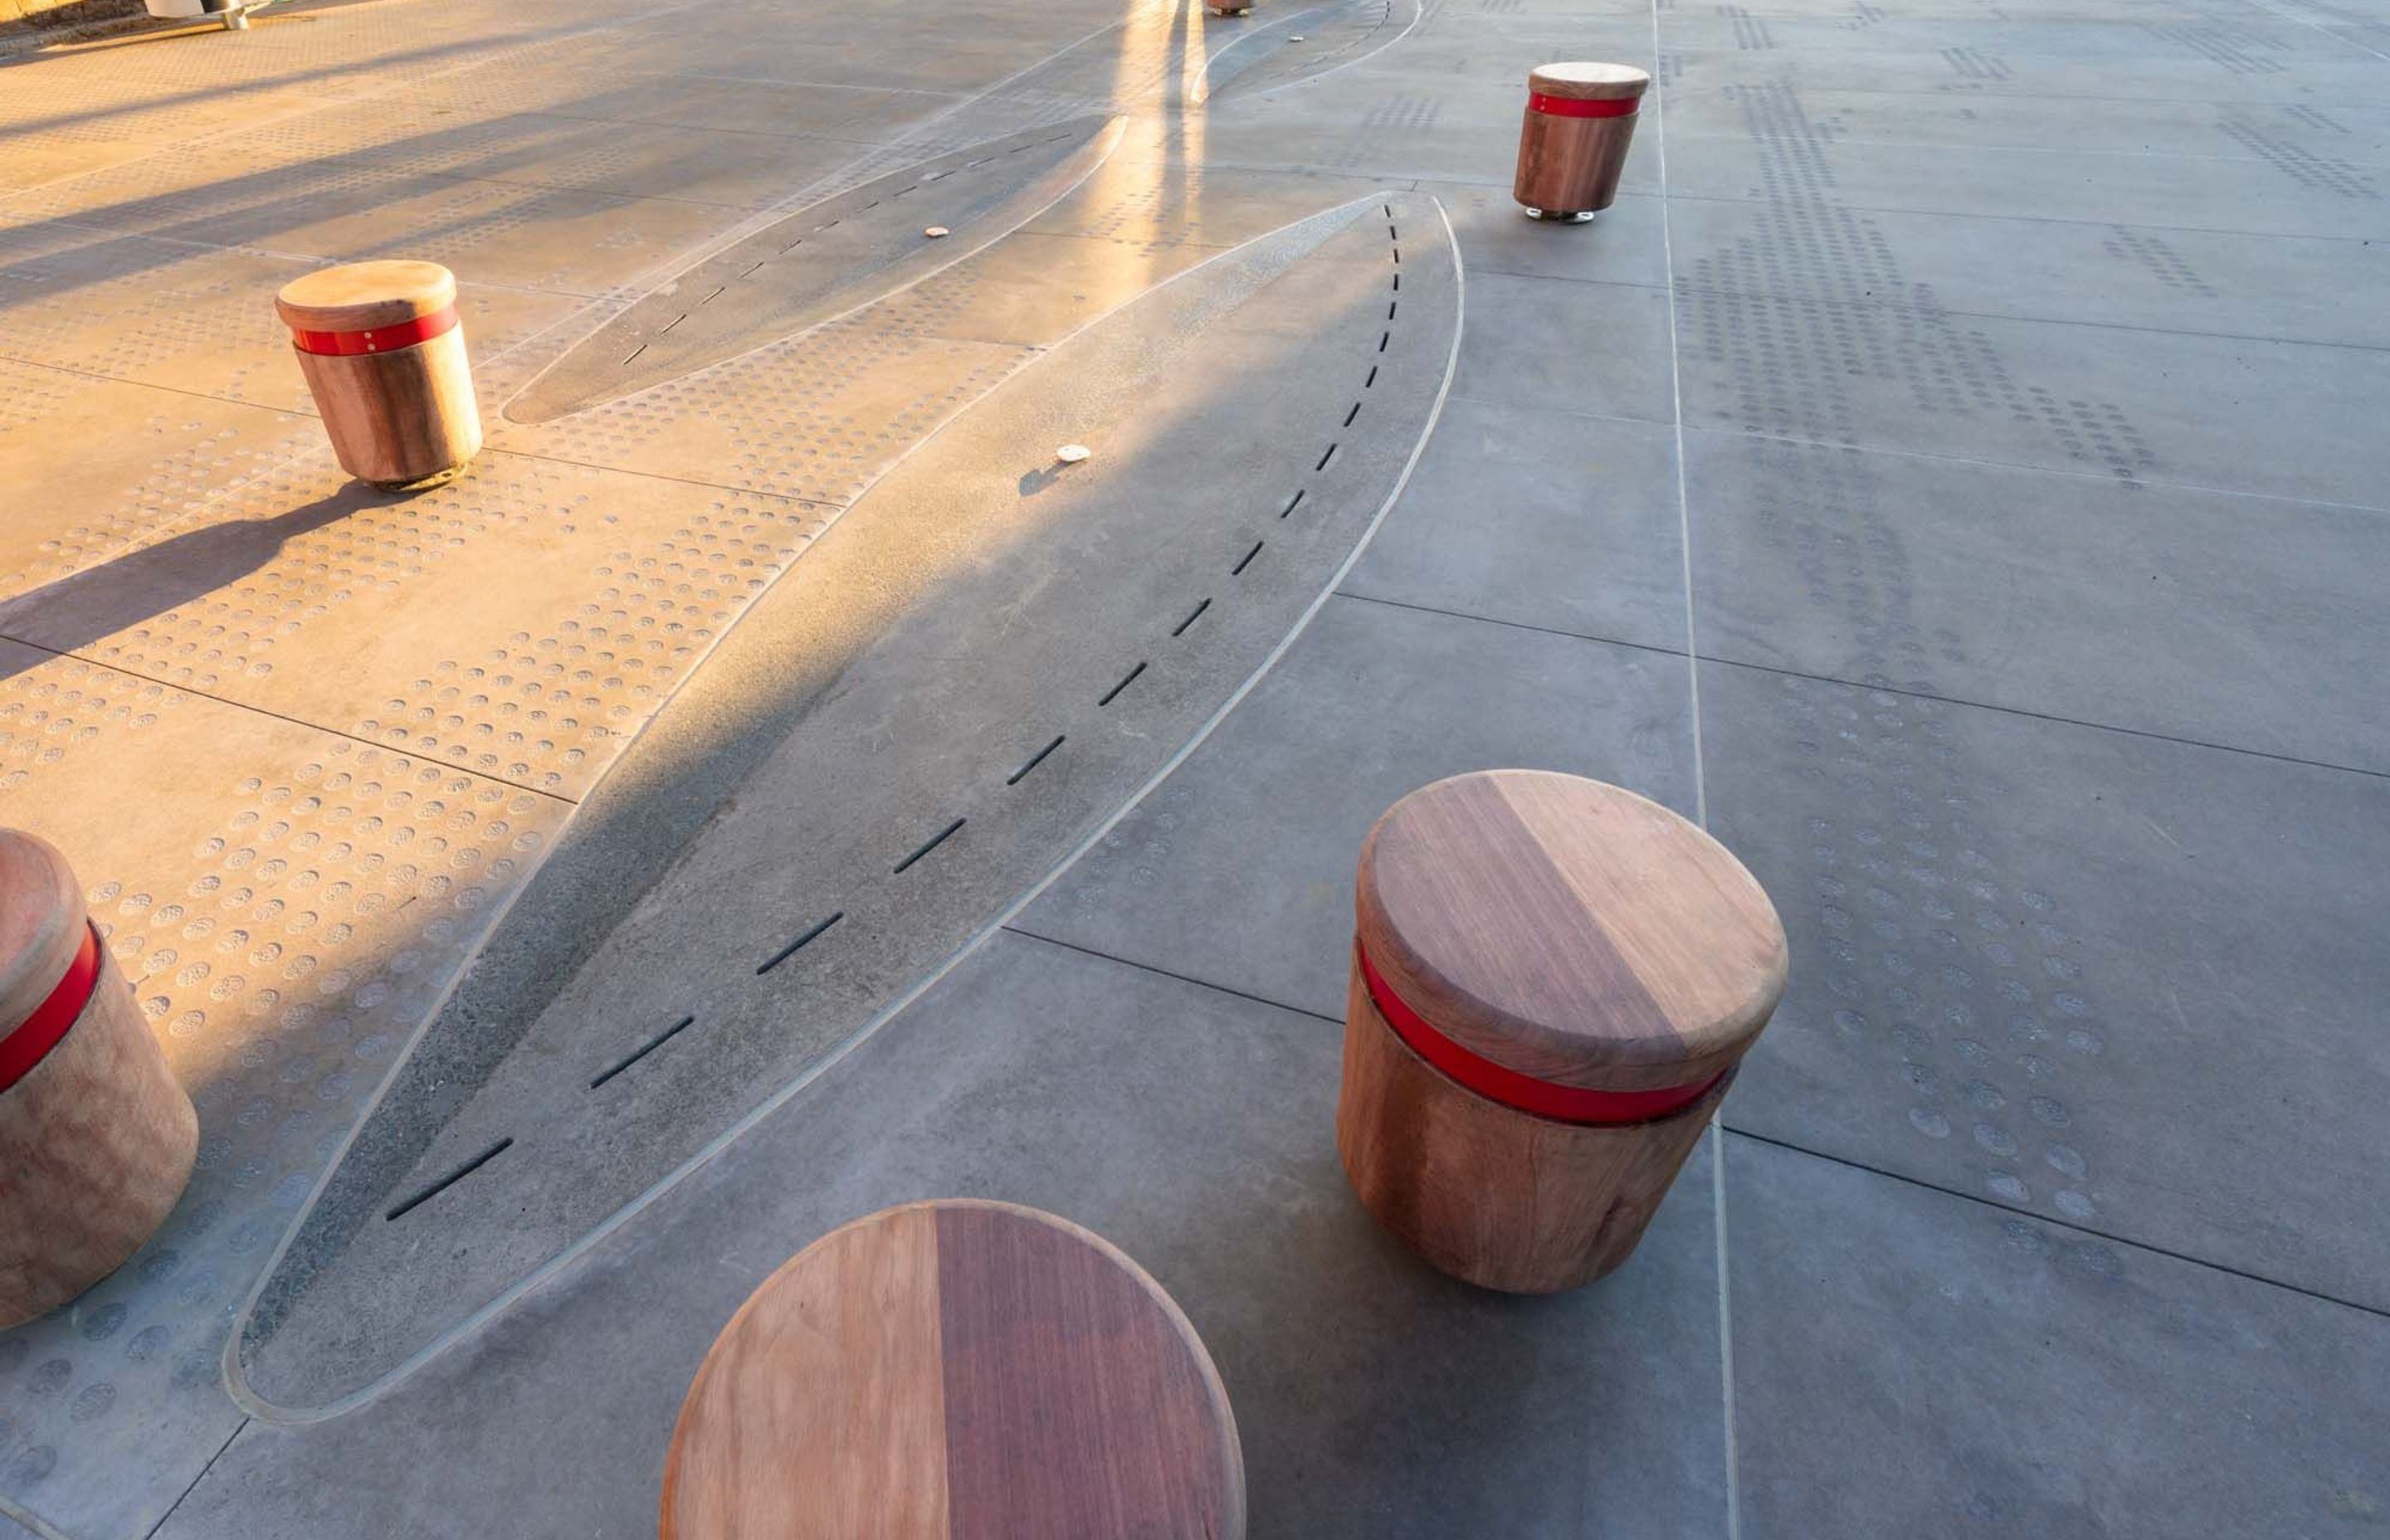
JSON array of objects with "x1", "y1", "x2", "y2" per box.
[
  {"x1": 504, "y1": 115, "x2": 1125, "y2": 425},
  {"x1": 240, "y1": 191, "x2": 1461, "y2": 1412}
]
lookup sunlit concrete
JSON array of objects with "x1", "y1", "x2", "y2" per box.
[{"x1": 2, "y1": 0, "x2": 2386, "y2": 1530}]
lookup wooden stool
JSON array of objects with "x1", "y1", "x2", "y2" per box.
[
  {"x1": 0, "y1": 831, "x2": 198, "y2": 1328},
  {"x1": 662, "y1": 1200, "x2": 1245, "y2": 1540},
  {"x1": 1513, "y1": 62, "x2": 1650, "y2": 222},
  {"x1": 1337, "y1": 771, "x2": 1785, "y2": 1293},
  {"x1": 276, "y1": 260, "x2": 482, "y2": 490}
]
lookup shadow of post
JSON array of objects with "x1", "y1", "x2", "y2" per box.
[{"x1": 0, "y1": 490, "x2": 364, "y2": 678}]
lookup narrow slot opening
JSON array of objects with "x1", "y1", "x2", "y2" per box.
[
  {"x1": 590, "y1": 1014, "x2": 697, "y2": 1088},
  {"x1": 1393, "y1": 272, "x2": 1401, "y2": 291},
  {"x1": 700, "y1": 285, "x2": 725, "y2": 305},
  {"x1": 1099, "y1": 661, "x2": 1147, "y2": 707},
  {"x1": 1232, "y1": 540, "x2": 1264, "y2": 576},
  {"x1": 1388, "y1": 300, "x2": 1398, "y2": 319},
  {"x1": 1173, "y1": 597, "x2": 1212, "y2": 635},
  {"x1": 756, "y1": 912, "x2": 845, "y2": 976},
  {"x1": 1008, "y1": 735, "x2": 1066, "y2": 785},
  {"x1": 1343, "y1": 402, "x2": 1361, "y2": 427},
  {"x1": 1316, "y1": 442, "x2": 1339, "y2": 472},
  {"x1": 622, "y1": 343, "x2": 648, "y2": 365},
  {"x1": 1365, "y1": 365, "x2": 1378, "y2": 388},
  {"x1": 1378, "y1": 332, "x2": 1390, "y2": 353},
  {"x1": 658, "y1": 313, "x2": 688, "y2": 334},
  {"x1": 1280, "y1": 489, "x2": 1305, "y2": 518},
  {"x1": 385, "y1": 1138, "x2": 514, "y2": 1221},
  {"x1": 895, "y1": 817, "x2": 966, "y2": 874}
]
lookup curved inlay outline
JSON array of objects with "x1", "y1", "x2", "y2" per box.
[
  {"x1": 236, "y1": 191, "x2": 1463, "y2": 1415},
  {"x1": 504, "y1": 115, "x2": 1125, "y2": 425}
]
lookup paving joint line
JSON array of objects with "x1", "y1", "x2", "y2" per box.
[
  {"x1": 1723, "y1": 1126, "x2": 2390, "y2": 1323},
  {"x1": 1334, "y1": 590, "x2": 2390, "y2": 783},
  {"x1": 0, "y1": 630, "x2": 579, "y2": 806}
]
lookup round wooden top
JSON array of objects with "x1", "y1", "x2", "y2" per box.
[
  {"x1": 275, "y1": 261, "x2": 457, "y2": 333},
  {"x1": 1527, "y1": 61, "x2": 1652, "y2": 100},
  {"x1": 0, "y1": 830, "x2": 85, "y2": 1037},
  {"x1": 661, "y1": 1200, "x2": 1245, "y2": 1540},
  {"x1": 1356, "y1": 771, "x2": 1785, "y2": 1094}
]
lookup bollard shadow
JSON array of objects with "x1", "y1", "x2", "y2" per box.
[{"x1": 0, "y1": 491, "x2": 358, "y2": 680}]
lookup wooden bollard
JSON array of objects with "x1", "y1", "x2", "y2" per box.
[
  {"x1": 1513, "y1": 62, "x2": 1650, "y2": 222},
  {"x1": 1336, "y1": 771, "x2": 1785, "y2": 1293},
  {"x1": 663, "y1": 1201, "x2": 1245, "y2": 1540},
  {"x1": 0, "y1": 831, "x2": 198, "y2": 1328},
  {"x1": 276, "y1": 260, "x2": 483, "y2": 490}
]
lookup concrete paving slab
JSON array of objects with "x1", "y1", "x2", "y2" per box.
[
  {"x1": 1702, "y1": 660, "x2": 2390, "y2": 1312},
  {"x1": 1669, "y1": 194, "x2": 2390, "y2": 348},
  {"x1": 1660, "y1": 82, "x2": 2390, "y2": 165},
  {"x1": 1662, "y1": 42, "x2": 2390, "y2": 105},
  {"x1": 1023, "y1": 595, "x2": 1698, "y2": 1021},
  {"x1": 0, "y1": 363, "x2": 315, "y2": 593},
  {"x1": 1451, "y1": 272, "x2": 1675, "y2": 426},
  {"x1": 1422, "y1": 181, "x2": 1669, "y2": 289},
  {"x1": 237, "y1": 192, "x2": 1461, "y2": 1409},
  {"x1": 1726, "y1": 1134, "x2": 2390, "y2": 1538},
  {"x1": 1344, "y1": 397, "x2": 1687, "y2": 651},
  {"x1": 1686, "y1": 431, "x2": 2390, "y2": 772},
  {"x1": 1666, "y1": 132, "x2": 2389, "y2": 241},
  {"x1": 1025, "y1": 156, "x2": 1405, "y2": 254},
  {"x1": 1675, "y1": 285, "x2": 2390, "y2": 505},
  {"x1": 0, "y1": 642, "x2": 571, "y2": 1538},
  {"x1": 162, "y1": 933, "x2": 1731, "y2": 1540}
]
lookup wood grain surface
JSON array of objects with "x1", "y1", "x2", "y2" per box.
[
  {"x1": 1336, "y1": 967, "x2": 1726, "y2": 1293},
  {"x1": 274, "y1": 259, "x2": 456, "y2": 332},
  {"x1": 1356, "y1": 771, "x2": 1785, "y2": 1093},
  {"x1": 661, "y1": 1200, "x2": 1244, "y2": 1540},
  {"x1": 1, "y1": 831, "x2": 199, "y2": 1328},
  {"x1": 1512, "y1": 66, "x2": 1649, "y2": 217},
  {"x1": 292, "y1": 327, "x2": 483, "y2": 487}
]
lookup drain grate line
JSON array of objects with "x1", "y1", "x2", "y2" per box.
[
  {"x1": 1366, "y1": 365, "x2": 1378, "y2": 388},
  {"x1": 1099, "y1": 660, "x2": 1148, "y2": 706},
  {"x1": 1316, "y1": 442, "x2": 1339, "y2": 472},
  {"x1": 590, "y1": 1015, "x2": 698, "y2": 1088},
  {"x1": 1008, "y1": 735, "x2": 1066, "y2": 784},
  {"x1": 385, "y1": 1138, "x2": 514, "y2": 1221},
  {"x1": 1280, "y1": 490, "x2": 1305, "y2": 518},
  {"x1": 622, "y1": 343, "x2": 648, "y2": 365},
  {"x1": 1232, "y1": 539, "x2": 1265, "y2": 576},
  {"x1": 756, "y1": 912, "x2": 845, "y2": 976},
  {"x1": 1343, "y1": 402, "x2": 1362, "y2": 427},
  {"x1": 1173, "y1": 597, "x2": 1213, "y2": 634},
  {"x1": 895, "y1": 817, "x2": 967, "y2": 874}
]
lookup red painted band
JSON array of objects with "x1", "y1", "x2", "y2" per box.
[
  {"x1": 0, "y1": 922, "x2": 100, "y2": 1094},
  {"x1": 1358, "y1": 942, "x2": 1723, "y2": 1125},
  {"x1": 288, "y1": 305, "x2": 459, "y2": 357},
  {"x1": 1527, "y1": 92, "x2": 1640, "y2": 119}
]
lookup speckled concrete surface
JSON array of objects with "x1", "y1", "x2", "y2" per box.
[{"x1": 2, "y1": 0, "x2": 2385, "y2": 1531}]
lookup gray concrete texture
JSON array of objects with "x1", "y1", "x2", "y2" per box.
[{"x1": 0, "y1": 0, "x2": 2384, "y2": 1529}]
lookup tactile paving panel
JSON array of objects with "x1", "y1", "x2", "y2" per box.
[
  {"x1": 238, "y1": 191, "x2": 1461, "y2": 1409},
  {"x1": 0, "y1": 642, "x2": 571, "y2": 1538}
]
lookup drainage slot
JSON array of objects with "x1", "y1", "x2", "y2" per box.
[
  {"x1": 1388, "y1": 222, "x2": 1398, "y2": 240},
  {"x1": 1099, "y1": 660, "x2": 1147, "y2": 707},
  {"x1": 895, "y1": 817, "x2": 966, "y2": 874},
  {"x1": 590, "y1": 1014, "x2": 697, "y2": 1088},
  {"x1": 622, "y1": 343, "x2": 648, "y2": 366},
  {"x1": 1365, "y1": 365, "x2": 1378, "y2": 388},
  {"x1": 1378, "y1": 332, "x2": 1390, "y2": 353},
  {"x1": 1316, "y1": 442, "x2": 1339, "y2": 472},
  {"x1": 385, "y1": 1138, "x2": 514, "y2": 1221},
  {"x1": 757, "y1": 912, "x2": 844, "y2": 976},
  {"x1": 1343, "y1": 401, "x2": 1362, "y2": 427},
  {"x1": 658, "y1": 313, "x2": 688, "y2": 334},
  {"x1": 700, "y1": 285, "x2": 726, "y2": 305},
  {"x1": 1008, "y1": 734, "x2": 1066, "y2": 785},
  {"x1": 1393, "y1": 272, "x2": 1400, "y2": 291},
  {"x1": 1388, "y1": 300, "x2": 1398, "y2": 319},
  {"x1": 1232, "y1": 539, "x2": 1264, "y2": 576},
  {"x1": 1280, "y1": 489, "x2": 1305, "y2": 519},
  {"x1": 1173, "y1": 597, "x2": 1212, "y2": 635}
]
